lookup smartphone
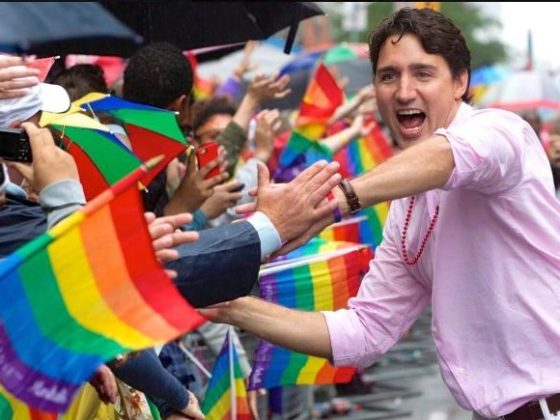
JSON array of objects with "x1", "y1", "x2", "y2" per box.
[
  {"x1": 0, "y1": 128, "x2": 32, "y2": 162},
  {"x1": 196, "y1": 141, "x2": 220, "y2": 180},
  {"x1": 230, "y1": 183, "x2": 245, "y2": 193}
]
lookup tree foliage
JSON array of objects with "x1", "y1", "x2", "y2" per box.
[{"x1": 332, "y1": 2, "x2": 508, "y2": 70}]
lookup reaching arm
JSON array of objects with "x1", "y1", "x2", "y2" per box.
[
  {"x1": 336, "y1": 134, "x2": 454, "y2": 215},
  {"x1": 200, "y1": 296, "x2": 333, "y2": 359}
]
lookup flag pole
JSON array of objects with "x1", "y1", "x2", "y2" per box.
[
  {"x1": 178, "y1": 342, "x2": 212, "y2": 379},
  {"x1": 228, "y1": 327, "x2": 236, "y2": 420}
]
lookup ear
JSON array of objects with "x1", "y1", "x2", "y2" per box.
[
  {"x1": 169, "y1": 94, "x2": 188, "y2": 113},
  {"x1": 454, "y1": 70, "x2": 469, "y2": 100}
]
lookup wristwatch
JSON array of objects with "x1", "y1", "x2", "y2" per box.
[{"x1": 338, "y1": 178, "x2": 362, "y2": 215}]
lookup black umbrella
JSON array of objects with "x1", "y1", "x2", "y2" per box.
[
  {"x1": 101, "y1": 1, "x2": 324, "y2": 55},
  {"x1": 0, "y1": 2, "x2": 143, "y2": 57}
]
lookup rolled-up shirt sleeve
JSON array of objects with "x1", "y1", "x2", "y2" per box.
[
  {"x1": 322, "y1": 211, "x2": 430, "y2": 369},
  {"x1": 436, "y1": 109, "x2": 527, "y2": 195}
]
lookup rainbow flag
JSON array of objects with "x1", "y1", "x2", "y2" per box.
[
  {"x1": 333, "y1": 121, "x2": 394, "y2": 247},
  {"x1": 295, "y1": 63, "x2": 344, "y2": 138},
  {"x1": 0, "y1": 385, "x2": 56, "y2": 420},
  {"x1": 319, "y1": 215, "x2": 377, "y2": 248},
  {"x1": 276, "y1": 130, "x2": 332, "y2": 173},
  {"x1": 0, "y1": 161, "x2": 204, "y2": 415},
  {"x1": 248, "y1": 244, "x2": 373, "y2": 390},
  {"x1": 201, "y1": 329, "x2": 251, "y2": 420}
]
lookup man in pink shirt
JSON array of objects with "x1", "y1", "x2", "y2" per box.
[{"x1": 202, "y1": 8, "x2": 560, "y2": 419}]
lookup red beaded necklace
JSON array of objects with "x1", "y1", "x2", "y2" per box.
[{"x1": 401, "y1": 196, "x2": 439, "y2": 265}]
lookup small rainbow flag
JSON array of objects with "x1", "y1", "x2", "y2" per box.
[
  {"x1": 295, "y1": 63, "x2": 344, "y2": 137},
  {"x1": 276, "y1": 64, "x2": 343, "y2": 172},
  {"x1": 0, "y1": 160, "x2": 204, "y2": 415},
  {"x1": 201, "y1": 329, "x2": 251, "y2": 420},
  {"x1": 277, "y1": 130, "x2": 332, "y2": 172},
  {"x1": 248, "y1": 244, "x2": 373, "y2": 390}
]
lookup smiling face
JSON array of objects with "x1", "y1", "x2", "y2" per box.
[{"x1": 374, "y1": 34, "x2": 468, "y2": 149}]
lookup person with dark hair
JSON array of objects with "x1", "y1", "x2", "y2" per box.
[
  {"x1": 201, "y1": 7, "x2": 560, "y2": 420},
  {"x1": 51, "y1": 64, "x2": 108, "y2": 101}
]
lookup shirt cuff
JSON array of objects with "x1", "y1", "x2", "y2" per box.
[
  {"x1": 246, "y1": 211, "x2": 282, "y2": 259},
  {"x1": 39, "y1": 180, "x2": 86, "y2": 228}
]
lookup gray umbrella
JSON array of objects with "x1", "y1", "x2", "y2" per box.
[{"x1": 0, "y1": 2, "x2": 143, "y2": 57}]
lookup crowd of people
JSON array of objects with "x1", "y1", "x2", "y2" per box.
[{"x1": 1, "y1": 6, "x2": 560, "y2": 420}]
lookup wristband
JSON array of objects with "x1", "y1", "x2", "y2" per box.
[
  {"x1": 327, "y1": 191, "x2": 342, "y2": 223},
  {"x1": 338, "y1": 178, "x2": 362, "y2": 215}
]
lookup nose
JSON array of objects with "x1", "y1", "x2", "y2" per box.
[{"x1": 395, "y1": 74, "x2": 416, "y2": 103}]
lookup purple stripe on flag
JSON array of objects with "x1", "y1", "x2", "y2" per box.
[
  {"x1": 0, "y1": 321, "x2": 80, "y2": 413},
  {"x1": 248, "y1": 340, "x2": 275, "y2": 390}
]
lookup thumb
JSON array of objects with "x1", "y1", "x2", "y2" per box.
[
  {"x1": 186, "y1": 148, "x2": 197, "y2": 175},
  {"x1": 256, "y1": 161, "x2": 270, "y2": 190}
]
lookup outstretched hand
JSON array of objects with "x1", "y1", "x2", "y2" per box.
[
  {"x1": 236, "y1": 160, "x2": 341, "y2": 250},
  {"x1": 145, "y1": 212, "x2": 199, "y2": 278}
]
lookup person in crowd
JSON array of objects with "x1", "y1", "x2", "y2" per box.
[
  {"x1": 200, "y1": 8, "x2": 560, "y2": 420},
  {"x1": 51, "y1": 64, "x2": 108, "y2": 101}
]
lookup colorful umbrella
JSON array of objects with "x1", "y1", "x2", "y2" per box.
[
  {"x1": 41, "y1": 110, "x2": 143, "y2": 201},
  {"x1": 78, "y1": 95, "x2": 189, "y2": 184}
]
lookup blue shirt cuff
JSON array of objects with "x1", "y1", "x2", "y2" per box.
[{"x1": 246, "y1": 211, "x2": 282, "y2": 259}]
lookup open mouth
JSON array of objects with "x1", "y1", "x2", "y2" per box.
[{"x1": 396, "y1": 109, "x2": 426, "y2": 138}]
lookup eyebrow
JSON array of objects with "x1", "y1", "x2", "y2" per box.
[{"x1": 376, "y1": 63, "x2": 438, "y2": 74}]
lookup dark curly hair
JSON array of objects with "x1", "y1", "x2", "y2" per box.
[
  {"x1": 368, "y1": 7, "x2": 471, "y2": 102},
  {"x1": 123, "y1": 42, "x2": 193, "y2": 108}
]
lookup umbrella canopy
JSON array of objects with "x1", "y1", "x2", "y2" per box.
[
  {"x1": 478, "y1": 70, "x2": 560, "y2": 112},
  {"x1": 101, "y1": 1, "x2": 324, "y2": 55},
  {"x1": 41, "y1": 111, "x2": 143, "y2": 201},
  {"x1": 0, "y1": 2, "x2": 142, "y2": 57},
  {"x1": 80, "y1": 95, "x2": 189, "y2": 184}
]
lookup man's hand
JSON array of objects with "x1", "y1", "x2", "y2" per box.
[
  {"x1": 10, "y1": 122, "x2": 79, "y2": 194},
  {"x1": 89, "y1": 364, "x2": 118, "y2": 405},
  {"x1": 237, "y1": 160, "x2": 341, "y2": 246},
  {"x1": 0, "y1": 55, "x2": 40, "y2": 99},
  {"x1": 145, "y1": 212, "x2": 199, "y2": 278}
]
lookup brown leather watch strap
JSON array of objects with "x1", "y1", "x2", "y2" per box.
[{"x1": 338, "y1": 178, "x2": 362, "y2": 215}]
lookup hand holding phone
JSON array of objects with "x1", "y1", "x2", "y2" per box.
[
  {"x1": 196, "y1": 141, "x2": 221, "y2": 180},
  {"x1": 0, "y1": 128, "x2": 32, "y2": 162}
]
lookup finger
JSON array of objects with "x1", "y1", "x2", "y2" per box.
[
  {"x1": 165, "y1": 269, "x2": 178, "y2": 279},
  {"x1": 186, "y1": 149, "x2": 198, "y2": 175},
  {"x1": 301, "y1": 161, "x2": 340, "y2": 193},
  {"x1": 152, "y1": 213, "x2": 193, "y2": 228},
  {"x1": 291, "y1": 160, "x2": 329, "y2": 187},
  {"x1": 156, "y1": 248, "x2": 179, "y2": 262},
  {"x1": 0, "y1": 76, "x2": 40, "y2": 90},
  {"x1": 248, "y1": 186, "x2": 258, "y2": 197},
  {"x1": 0, "y1": 89, "x2": 32, "y2": 99},
  {"x1": 248, "y1": 391, "x2": 259, "y2": 420},
  {"x1": 149, "y1": 222, "x2": 174, "y2": 242},
  {"x1": 256, "y1": 161, "x2": 270, "y2": 190},
  {"x1": 274, "y1": 88, "x2": 291, "y2": 99},
  {"x1": 144, "y1": 212, "x2": 156, "y2": 224},
  {"x1": 308, "y1": 173, "x2": 342, "y2": 207},
  {"x1": 234, "y1": 201, "x2": 257, "y2": 214}
]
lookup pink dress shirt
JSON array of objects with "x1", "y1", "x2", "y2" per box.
[{"x1": 323, "y1": 103, "x2": 560, "y2": 417}]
